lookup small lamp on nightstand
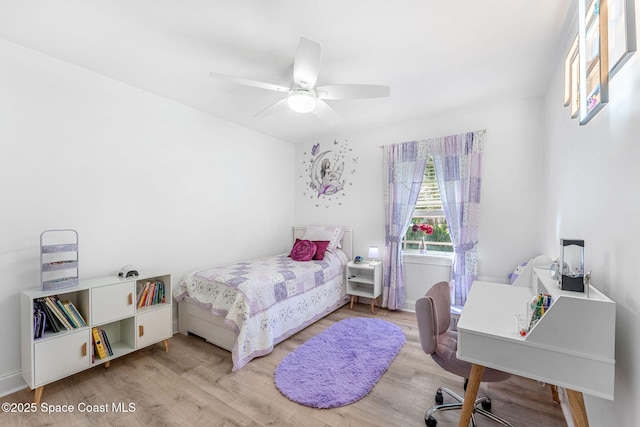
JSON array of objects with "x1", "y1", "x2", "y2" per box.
[{"x1": 368, "y1": 245, "x2": 380, "y2": 265}]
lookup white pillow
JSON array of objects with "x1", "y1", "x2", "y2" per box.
[{"x1": 302, "y1": 226, "x2": 344, "y2": 251}]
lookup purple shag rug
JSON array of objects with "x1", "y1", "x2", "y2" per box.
[{"x1": 274, "y1": 317, "x2": 406, "y2": 408}]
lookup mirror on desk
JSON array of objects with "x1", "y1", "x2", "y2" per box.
[{"x1": 560, "y1": 239, "x2": 585, "y2": 293}]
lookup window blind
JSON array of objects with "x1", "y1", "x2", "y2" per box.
[{"x1": 414, "y1": 157, "x2": 443, "y2": 216}]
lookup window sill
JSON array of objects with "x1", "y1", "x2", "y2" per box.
[{"x1": 403, "y1": 251, "x2": 453, "y2": 266}]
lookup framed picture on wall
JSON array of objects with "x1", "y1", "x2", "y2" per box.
[
  {"x1": 608, "y1": 0, "x2": 637, "y2": 78},
  {"x1": 570, "y1": 37, "x2": 581, "y2": 119},
  {"x1": 578, "y1": 0, "x2": 609, "y2": 125},
  {"x1": 563, "y1": 34, "x2": 580, "y2": 118}
]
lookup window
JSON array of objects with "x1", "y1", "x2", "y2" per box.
[{"x1": 403, "y1": 156, "x2": 453, "y2": 252}]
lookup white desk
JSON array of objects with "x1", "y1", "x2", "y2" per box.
[{"x1": 456, "y1": 267, "x2": 615, "y2": 427}]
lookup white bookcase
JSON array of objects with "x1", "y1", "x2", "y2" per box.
[{"x1": 21, "y1": 271, "x2": 172, "y2": 403}]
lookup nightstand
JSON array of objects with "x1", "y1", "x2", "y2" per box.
[{"x1": 346, "y1": 261, "x2": 382, "y2": 313}]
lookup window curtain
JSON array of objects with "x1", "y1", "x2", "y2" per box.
[
  {"x1": 429, "y1": 130, "x2": 484, "y2": 306},
  {"x1": 382, "y1": 141, "x2": 429, "y2": 310}
]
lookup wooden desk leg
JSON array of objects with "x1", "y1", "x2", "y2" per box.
[
  {"x1": 550, "y1": 384, "x2": 560, "y2": 403},
  {"x1": 458, "y1": 364, "x2": 484, "y2": 427},
  {"x1": 162, "y1": 339, "x2": 169, "y2": 352},
  {"x1": 350, "y1": 295, "x2": 355, "y2": 309},
  {"x1": 567, "y1": 389, "x2": 590, "y2": 427}
]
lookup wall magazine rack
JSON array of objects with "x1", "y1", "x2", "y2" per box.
[{"x1": 40, "y1": 229, "x2": 79, "y2": 291}]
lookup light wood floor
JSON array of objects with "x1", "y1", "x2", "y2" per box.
[{"x1": 3, "y1": 303, "x2": 566, "y2": 427}]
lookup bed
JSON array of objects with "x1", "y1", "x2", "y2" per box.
[{"x1": 173, "y1": 225, "x2": 352, "y2": 371}]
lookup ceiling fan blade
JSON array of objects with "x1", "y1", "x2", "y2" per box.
[
  {"x1": 316, "y1": 84, "x2": 390, "y2": 100},
  {"x1": 293, "y1": 37, "x2": 321, "y2": 89},
  {"x1": 312, "y1": 99, "x2": 341, "y2": 125},
  {"x1": 209, "y1": 72, "x2": 289, "y2": 93},
  {"x1": 255, "y1": 98, "x2": 289, "y2": 118}
]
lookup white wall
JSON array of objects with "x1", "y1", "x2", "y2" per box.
[
  {"x1": 539, "y1": 8, "x2": 640, "y2": 424},
  {"x1": 403, "y1": 254, "x2": 452, "y2": 309},
  {"x1": 0, "y1": 39, "x2": 295, "y2": 394},
  {"x1": 295, "y1": 96, "x2": 545, "y2": 308}
]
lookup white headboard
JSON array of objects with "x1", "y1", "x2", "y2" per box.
[{"x1": 292, "y1": 226, "x2": 353, "y2": 261}]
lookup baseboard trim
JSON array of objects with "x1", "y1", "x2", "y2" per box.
[
  {"x1": 403, "y1": 299, "x2": 416, "y2": 312},
  {"x1": 0, "y1": 370, "x2": 27, "y2": 398}
]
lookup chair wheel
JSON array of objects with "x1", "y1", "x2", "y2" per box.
[
  {"x1": 481, "y1": 398, "x2": 492, "y2": 411},
  {"x1": 426, "y1": 415, "x2": 438, "y2": 427},
  {"x1": 435, "y1": 390, "x2": 443, "y2": 405}
]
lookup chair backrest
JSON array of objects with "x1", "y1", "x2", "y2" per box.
[
  {"x1": 416, "y1": 281, "x2": 512, "y2": 383},
  {"x1": 428, "y1": 281, "x2": 451, "y2": 334},
  {"x1": 416, "y1": 281, "x2": 452, "y2": 355}
]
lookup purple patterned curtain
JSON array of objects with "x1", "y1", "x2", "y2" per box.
[
  {"x1": 429, "y1": 130, "x2": 484, "y2": 306},
  {"x1": 383, "y1": 141, "x2": 429, "y2": 310}
]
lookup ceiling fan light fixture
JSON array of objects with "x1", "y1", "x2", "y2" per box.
[{"x1": 287, "y1": 91, "x2": 317, "y2": 113}]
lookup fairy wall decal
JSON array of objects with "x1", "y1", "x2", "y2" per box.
[{"x1": 301, "y1": 139, "x2": 357, "y2": 208}]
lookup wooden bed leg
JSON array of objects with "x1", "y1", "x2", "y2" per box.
[{"x1": 162, "y1": 339, "x2": 169, "y2": 352}]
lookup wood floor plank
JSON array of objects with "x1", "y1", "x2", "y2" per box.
[{"x1": 2, "y1": 303, "x2": 566, "y2": 426}]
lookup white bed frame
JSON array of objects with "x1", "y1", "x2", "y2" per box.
[{"x1": 177, "y1": 226, "x2": 353, "y2": 352}]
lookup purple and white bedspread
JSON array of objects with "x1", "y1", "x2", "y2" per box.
[{"x1": 174, "y1": 249, "x2": 349, "y2": 370}]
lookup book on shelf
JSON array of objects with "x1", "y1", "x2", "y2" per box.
[
  {"x1": 156, "y1": 280, "x2": 165, "y2": 304},
  {"x1": 63, "y1": 301, "x2": 87, "y2": 327},
  {"x1": 33, "y1": 306, "x2": 47, "y2": 339},
  {"x1": 147, "y1": 283, "x2": 156, "y2": 306},
  {"x1": 35, "y1": 295, "x2": 87, "y2": 333},
  {"x1": 51, "y1": 295, "x2": 79, "y2": 328},
  {"x1": 35, "y1": 299, "x2": 61, "y2": 333},
  {"x1": 42, "y1": 297, "x2": 73, "y2": 330},
  {"x1": 100, "y1": 328, "x2": 113, "y2": 356},
  {"x1": 137, "y1": 281, "x2": 150, "y2": 308},
  {"x1": 92, "y1": 327, "x2": 108, "y2": 359},
  {"x1": 136, "y1": 280, "x2": 165, "y2": 307}
]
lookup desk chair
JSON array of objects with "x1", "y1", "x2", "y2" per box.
[{"x1": 416, "y1": 281, "x2": 513, "y2": 427}]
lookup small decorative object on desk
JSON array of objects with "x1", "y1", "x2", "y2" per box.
[
  {"x1": 560, "y1": 238, "x2": 585, "y2": 292},
  {"x1": 353, "y1": 256, "x2": 362, "y2": 264},
  {"x1": 515, "y1": 314, "x2": 529, "y2": 337},
  {"x1": 583, "y1": 270, "x2": 591, "y2": 297}
]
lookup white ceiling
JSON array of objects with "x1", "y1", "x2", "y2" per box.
[{"x1": 1, "y1": 0, "x2": 573, "y2": 143}]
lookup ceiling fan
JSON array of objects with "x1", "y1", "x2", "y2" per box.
[{"x1": 209, "y1": 37, "x2": 390, "y2": 125}]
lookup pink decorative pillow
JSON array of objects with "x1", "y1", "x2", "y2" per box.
[
  {"x1": 289, "y1": 239, "x2": 317, "y2": 261},
  {"x1": 312, "y1": 240, "x2": 331, "y2": 260}
]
